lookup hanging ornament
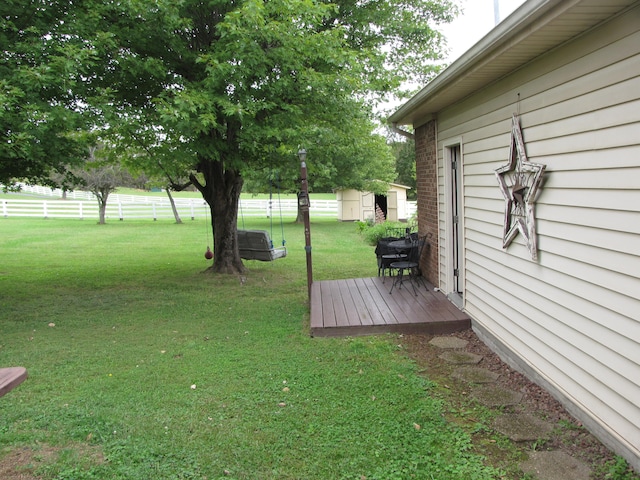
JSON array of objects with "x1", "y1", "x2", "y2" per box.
[
  {"x1": 495, "y1": 113, "x2": 546, "y2": 260},
  {"x1": 204, "y1": 246, "x2": 213, "y2": 260}
]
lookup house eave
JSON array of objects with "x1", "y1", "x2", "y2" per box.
[{"x1": 389, "y1": 0, "x2": 638, "y2": 127}]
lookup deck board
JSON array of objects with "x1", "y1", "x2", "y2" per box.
[
  {"x1": 330, "y1": 280, "x2": 350, "y2": 327},
  {"x1": 353, "y1": 278, "x2": 387, "y2": 325},
  {"x1": 344, "y1": 279, "x2": 374, "y2": 326},
  {"x1": 310, "y1": 277, "x2": 470, "y2": 337},
  {"x1": 320, "y1": 281, "x2": 336, "y2": 327}
]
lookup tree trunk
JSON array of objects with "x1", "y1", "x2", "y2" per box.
[
  {"x1": 97, "y1": 196, "x2": 107, "y2": 224},
  {"x1": 166, "y1": 188, "x2": 182, "y2": 224},
  {"x1": 193, "y1": 159, "x2": 246, "y2": 275},
  {"x1": 295, "y1": 192, "x2": 304, "y2": 224}
]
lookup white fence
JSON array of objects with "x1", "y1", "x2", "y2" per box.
[
  {"x1": 2, "y1": 184, "x2": 416, "y2": 221},
  {"x1": 0, "y1": 198, "x2": 339, "y2": 221}
]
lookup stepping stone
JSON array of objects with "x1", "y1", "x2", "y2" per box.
[
  {"x1": 471, "y1": 385, "x2": 523, "y2": 407},
  {"x1": 439, "y1": 351, "x2": 482, "y2": 365},
  {"x1": 520, "y1": 450, "x2": 592, "y2": 480},
  {"x1": 493, "y1": 414, "x2": 554, "y2": 442},
  {"x1": 429, "y1": 336, "x2": 468, "y2": 349},
  {"x1": 453, "y1": 366, "x2": 499, "y2": 384}
]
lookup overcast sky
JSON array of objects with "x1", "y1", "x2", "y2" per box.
[{"x1": 440, "y1": 0, "x2": 528, "y2": 62}]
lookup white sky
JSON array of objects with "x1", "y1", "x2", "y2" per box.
[{"x1": 440, "y1": 0, "x2": 527, "y2": 62}]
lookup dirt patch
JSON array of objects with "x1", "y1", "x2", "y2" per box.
[
  {"x1": 0, "y1": 443, "x2": 104, "y2": 480},
  {"x1": 399, "y1": 329, "x2": 639, "y2": 479},
  {"x1": 0, "y1": 446, "x2": 55, "y2": 480}
]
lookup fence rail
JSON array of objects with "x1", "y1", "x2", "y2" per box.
[
  {"x1": 0, "y1": 198, "x2": 340, "y2": 221},
  {"x1": 2, "y1": 184, "x2": 416, "y2": 221}
]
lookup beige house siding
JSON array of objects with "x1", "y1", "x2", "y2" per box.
[{"x1": 427, "y1": 6, "x2": 640, "y2": 466}]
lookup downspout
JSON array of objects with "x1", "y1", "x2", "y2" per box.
[{"x1": 390, "y1": 122, "x2": 414, "y2": 140}]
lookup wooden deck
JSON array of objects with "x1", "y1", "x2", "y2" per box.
[{"x1": 310, "y1": 276, "x2": 470, "y2": 337}]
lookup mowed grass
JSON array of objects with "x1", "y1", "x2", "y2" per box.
[{"x1": 0, "y1": 217, "x2": 500, "y2": 479}]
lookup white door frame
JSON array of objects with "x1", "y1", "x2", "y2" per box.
[{"x1": 443, "y1": 141, "x2": 465, "y2": 309}]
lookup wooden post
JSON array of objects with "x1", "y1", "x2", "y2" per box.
[{"x1": 299, "y1": 150, "x2": 313, "y2": 300}]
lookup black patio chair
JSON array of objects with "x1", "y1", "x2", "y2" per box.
[
  {"x1": 389, "y1": 236, "x2": 427, "y2": 295},
  {"x1": 375, "y1": 237, "x2": 407, "y2": 282}
]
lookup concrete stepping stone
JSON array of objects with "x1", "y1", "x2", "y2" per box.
[
  {"x1": 429, "y1": 336, "x2": 468, "y2": 349},
  {"x1": 453, "y1": 366, "x2": 499, "y2": 384},
  {"x1": 439, "y1": 351, "x2": 482, "y2": 365},
  {"x1": 471, "y1": 384, "x2": 523, "y2": 407},
  {"x1": 493, "y1": 413, "x2": 554, "y2": 442},
  {"x1": 520, "y1": 450, "x2": 592, "y2": 480}
]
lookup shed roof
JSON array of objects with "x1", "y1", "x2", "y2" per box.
[
  {"x1": 389, "y1": 0, "x2": 637, "y2": 127},
  {"x1": 335, "y1": 182, "x2": 411, "y2": 192}
]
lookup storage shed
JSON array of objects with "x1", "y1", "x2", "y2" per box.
[
  {"x1": 336, "y1": 183, "x2": 411, "y2": 222},
  {"x1": 390, "y1": 0, "x2": 640, "y2": 470}
]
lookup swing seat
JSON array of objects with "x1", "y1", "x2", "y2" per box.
[
  {"x1": 238, "y1": 230, "x2": 287, "y2": 261},
  {"x1": 0, "y1": 367, "x2": 27, "y2": 398}
]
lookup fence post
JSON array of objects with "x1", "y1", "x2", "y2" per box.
[
  {"x1": 43, "y1": 201, "x2": 48, "y2": 219},
  {"x1": 152, "y1": 203, "x2": 157, "y2": 221},
  {"x1": 190, "y1": 201, "x2": 195, "y2": 221},
  {"x1": 2, "y1": 200, "x2": 7, "y2": 218},
  {"x1": 118, "y1": 202, "x2": 123, "y2": 221},
  {"x1": 79, "y1": 202, "x2": 83, "y2": 220}
]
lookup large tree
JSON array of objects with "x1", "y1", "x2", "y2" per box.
[
  {"x1": 242, "y1": 110, "x2": 398, "y2": 223},
  {"x1": 7, "y1": 0, "x2": 456, "y2": 273},
  {"x1": 0, "y1": 1, "x2": 92, "y2": 189}
]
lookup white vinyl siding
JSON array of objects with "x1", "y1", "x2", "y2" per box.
[{"x1": 434, "y1": 6, "x2": 640, "y2": 461}]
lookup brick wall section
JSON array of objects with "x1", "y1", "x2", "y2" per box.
[{"x1": 415, "y1": 120, "x2": 439, "y2": 286}]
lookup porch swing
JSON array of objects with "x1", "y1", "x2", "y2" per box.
[{"x1": 237, "y1": 172, "x2": 287, "y2": 262}]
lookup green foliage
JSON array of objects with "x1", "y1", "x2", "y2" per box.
[
  {"x1": 86, "y1": 0, "x2": 410, "y2": 177},
  {"x1": 597, "y1": 456, "x2": 638, "y2": 480},
  {"x1": 0, "y1": 1, "x2": 90, "y2": 188},
  {"x1": 358, "y1": 220, "x2": 416, "y2": 245},
  {"x1": 0, "y1": 218, "x2": 499, "y2": 479},
  {"x1": 392, "y1": 139, "x2": 417, "y2": 199}
]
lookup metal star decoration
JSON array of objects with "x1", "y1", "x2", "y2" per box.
[{"x1": 495, "y1": 114, "x2": 546, "y2": 260}]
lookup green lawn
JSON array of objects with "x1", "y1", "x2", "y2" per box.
[{"x1": 0, "y1": 217, "x2": 501, "y2": 479}]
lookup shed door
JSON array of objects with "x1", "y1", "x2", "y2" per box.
[{"x1": 362, "y1": 192, "x2": 374, "y2": 221}]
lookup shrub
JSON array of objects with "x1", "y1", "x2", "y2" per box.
[{"x1": 358, "y1": 220, "x2": 413, "y2": 245}]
